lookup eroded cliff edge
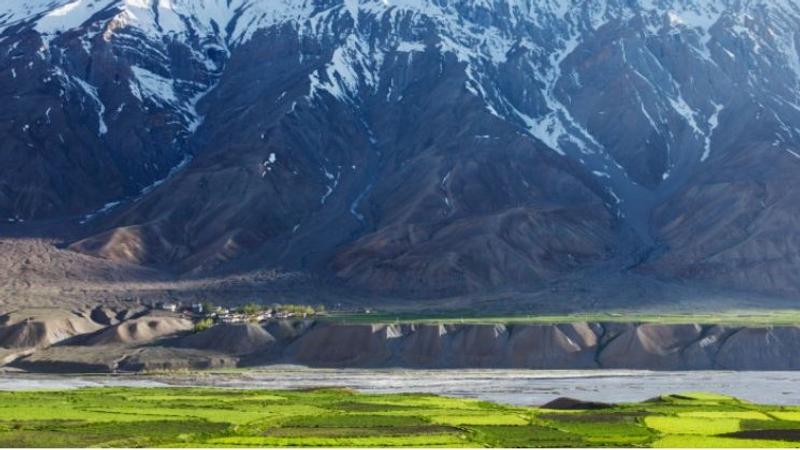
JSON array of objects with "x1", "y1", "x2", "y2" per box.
[
  {"x1": 254, "y1": 321, "x2": 800, "y2": 371},
  {"x1": 1, "y1": 309, "x2": 799, "y2": 372}
]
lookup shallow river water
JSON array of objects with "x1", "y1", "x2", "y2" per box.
[{"x1": 1, "y1": 369, "x2": 799, "y2": 406}]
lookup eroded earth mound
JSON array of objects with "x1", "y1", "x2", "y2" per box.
[{"x1": 3, "y1": 308, "x2": 800, "y2": 373}]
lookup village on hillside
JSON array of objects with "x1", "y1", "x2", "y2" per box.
[{"x1": 153, "y1": 301, "x2": 328, "y2": 328}]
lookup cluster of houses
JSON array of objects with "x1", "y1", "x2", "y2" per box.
[
  {"x1": 154, "y1": 301, "x2": 315, "y2": 324},
  {"x1": 216, "y1": 310, "x2": 277, "y2": 324},
  {"x1": 155, "y1": 302, "x2": 201, "y2": 315}
]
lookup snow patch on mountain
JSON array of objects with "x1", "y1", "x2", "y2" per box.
[
  {"x1": 5, "y1": 0, "x2": 800, "y2": 241},
  {"x1": 0, "y1": 0, "x2": 72, "y2": 30},
  {"x1": 67, "y1": 74, "x2": 108, "y2": 136},
  {"x1": 396, "y1": 41, "x2": 425, "y2": 52},
  {"x1": 129, "y1": 65, "x2": 210, "y2": 132},
  {"x1": 309, "y1": 33, "x2": 384, "y2": 102},
  {"x1": 130, "y1": 66, "x2": 178, "y2": 105},
  {"x1": 702, "y1": 103, "x2": 724, "y2": 162},
  {"x1": 34, "y1": 0, "x2": 106, "y2": 40}
]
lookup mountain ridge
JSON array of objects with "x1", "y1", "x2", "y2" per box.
[{"x1": 2, "y1": 0, "x2": 800, "y2": 302}]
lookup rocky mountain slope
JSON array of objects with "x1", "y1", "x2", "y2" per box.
[{"x1": 2, "y1": 0, "x2": 800, "y2": 302}]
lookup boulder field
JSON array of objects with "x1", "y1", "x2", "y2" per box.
[{"x1": 1, "y1": 309, "x2": 800, "y2": 372}]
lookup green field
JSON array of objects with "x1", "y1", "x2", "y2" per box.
[
  {"x1": 0, "y1": 388, "x2": 799, "y2": 447},
  {"x1": 326, "y1": 309, "x2": 800, "y2": 326}
]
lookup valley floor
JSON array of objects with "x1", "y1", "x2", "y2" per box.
[{"x1": 0, "y1": 387, "x2": 799, "y2": 447}]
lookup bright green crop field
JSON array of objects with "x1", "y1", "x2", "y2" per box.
[
  {"x1": 326, "y1": 309, "x2": 800, "y2": 326},
  {"x1": 0, "y1": 388, "x2": 799, "y2": 447}
]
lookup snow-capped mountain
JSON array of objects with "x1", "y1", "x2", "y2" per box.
[{"x1": 2, "y1": 0, "x2": 800, "y2": 298}]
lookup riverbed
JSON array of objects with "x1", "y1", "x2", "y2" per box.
[{"x1": 1, "y1": 368, "x2": 799, "y2": 406}]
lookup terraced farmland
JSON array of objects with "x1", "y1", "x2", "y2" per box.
[{"x1": 0, "y1": 388, "x2": 799, "y2": 447}]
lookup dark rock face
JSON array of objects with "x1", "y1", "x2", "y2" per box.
[
  {"x1": 0, "y1": 7, "x2": 216, "y2": 220},
  {"x1": 508, "y1": 323, "x2": 598, "y2": 369},
  {"x1": 715, "y1": 327, "x2": 800, "y2": 371},
  {"x1": 2, "y1": 0, "x2": 800, "y2": 300},
  {"x1": 598, "y1": 324, "x2": 704, "y2": 370},
  {"x1": 644, "y1": 151, "x2": 800, "y2": 296}
]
